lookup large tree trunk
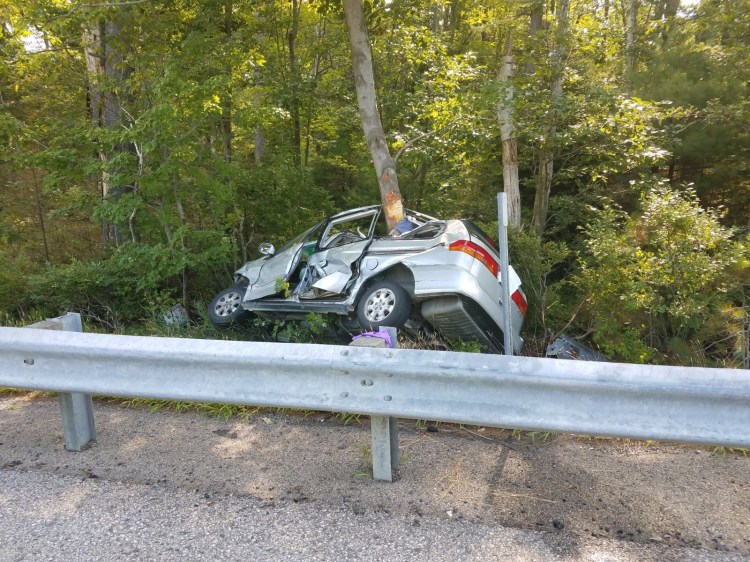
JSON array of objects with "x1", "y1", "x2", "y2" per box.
[
  {"x1": 497, "y1": 34, "x2": 521, "y2": 230},
  {"x1": 343, "y1": 0, "x2": 404, "y2": 231},
  {"x1": 531, "y1": 0, "x2": 568, "y2": 236},
  {"x1": 83, "y1": 16, "x2": 134, "y2": 246}
]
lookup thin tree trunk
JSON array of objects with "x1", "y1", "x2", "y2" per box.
[
  {"x1": 303, "y1": 49, "x2": 323, "y2": 167},
  {"x1": 288, "y1": 0, "x2": 301, "y2": 165},
  {"x1": 626, "y1": 0, "x2": 638, "y2": 74},
  {"x1": 343, "y1": 0, "x2": 404, "y2": 231},
  {"x1": 221, "y1": 0, "x2": 233, "y2": 162},
  {"x1": 526, "y1": 1, "x2": 544, "y2": 74},
  {"x1": 172, "y1": 181, "x2": 189, "y2": 312},
  {"x1": 31, "y1": 168, "x2": 50, "y2": 263},
  {"x1": 497, "y1": 34, "x2": 521, "y2": 230},
  {"x1": 532, "y1": 0, "x2": 568, "y2": 236},
  {"x1": 254, "y1": 128, "x2": 265, "y2": 164},
  {"x1": 220, "y1": 0, "x2": 247, "y2": 265}
]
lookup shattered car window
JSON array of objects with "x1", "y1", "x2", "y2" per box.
[
  {"x1": 277, "y1": 221, "x2": 324, "y2": 254},
  {"x1": 400, "y1": 221, "x2": 446, "y2": 240},
  {"x1": 321, "y1": 215, "x2": 376, "y2": 249}
]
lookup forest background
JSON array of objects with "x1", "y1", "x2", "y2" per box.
[{"x1": 1, "y1": 0, "x2": 748, "y2": 366}]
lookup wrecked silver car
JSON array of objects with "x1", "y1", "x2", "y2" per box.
[{"x1": 209, "y1": 205, "x2": 527, "y2": 352}]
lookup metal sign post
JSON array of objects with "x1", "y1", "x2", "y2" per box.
[{"x1": 497, "y1": 193, "x2": 513, "y2": 355}]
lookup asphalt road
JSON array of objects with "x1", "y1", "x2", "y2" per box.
[
  {"x1": 1, "y1": 394, "x2": 748, "y2": 561},
  {"x1": 0, "y1": 469, "x2": 743, "y2": 562}
]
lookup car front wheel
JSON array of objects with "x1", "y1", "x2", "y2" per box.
[
  {"x1": 356, "y1": 281, "x2": 411, "y2": 331},
  {"x1": 208, "y1": 282, "x2": 250, "y2": 328}
]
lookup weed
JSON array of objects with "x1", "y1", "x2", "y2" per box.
[
  {"x1": 354, "y1": 443, "x2": 373, "y2": 477},
  {"x1": 511, "y1": 428, "x2": 556, "y2": 442},
  {"x1": 336, "y1": 412, "x2": 362, "y2": 425},
  {"x1": 712, "y1": 446, "x2": 749, "y2": 457},
  {"x1": 449, "y1": 339, "x2": 485, "y2": 353},
  {"x1": 115, "y1": 397, "x2": 260, "y2": 421},
  {"x1": 274, "y1": 278, "x2": 291, "y2": 298},
  {"x1": 353, "y1": 468, "x2": 371, "y2": 478},
  {"x1": 271, "y1": 314, "x2": 334, "y2": 344}
]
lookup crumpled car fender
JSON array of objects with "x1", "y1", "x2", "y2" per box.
[
  {"x1": 235, "y1": 261, "x2": 263, "y2": 289},
  {"x1": 350, "y1": 254, "x2": 418, "y2": 301}
]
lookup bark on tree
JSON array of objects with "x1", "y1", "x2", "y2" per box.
[
  {"x1": 31, "y1": 168, "x2": 50, "y2": 263},
  {"x1": 525, "y1": 0, "x2": 544, "y2": 74},
  {"x1": 531, "y1": 0, "x2": 568, "y2": 236},
  {"x1": 497, "y1": 34, "x2": 521, "y2": 230},
  {"x1": 220, "y1": 0, "x2": 233, "y2": 162},
  {"x1": 343, "y1": 0, "x2": 404, "y2": 231},
  {"x1": 82, "y1": 15, "x2": 134, "y2": 246},
  {"x1": 626, "y1": 0, "x2": 638, "y2": 73},
  {"x1": 288, "y1": 0, "x2": 302, "y2": 165}
]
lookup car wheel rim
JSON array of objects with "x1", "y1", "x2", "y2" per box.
[
  {"x1": 215, "y1": 291, "x2": 242, "y2": 317},
  {"x1": 364, "y1": 288, "x2": 396, "y2": 323}
]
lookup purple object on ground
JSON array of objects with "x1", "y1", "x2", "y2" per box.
[{"x1": 352, "y1": 328, "x2": 393, "y2": 348}]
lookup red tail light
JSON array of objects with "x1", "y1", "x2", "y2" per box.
[
  {"x1": 511, "y1": 289, "x2": 527, "y2": 317},
  {"x1": 449, "y1": 240, "x2": 499, "y2": 277}
]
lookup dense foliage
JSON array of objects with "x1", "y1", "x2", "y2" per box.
[{"x1": 1, "y1": 0, "x2": 748, "y2": 365}]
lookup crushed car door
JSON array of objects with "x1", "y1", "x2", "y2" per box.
[
  {"x1": 245, "y1": 222, "x2": 324, "y2": 301},
  {"x1": 301, "y1": 209, "x2": 380, "y2": 297}
]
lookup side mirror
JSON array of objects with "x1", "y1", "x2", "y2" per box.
[{"x1": 259, "y1": 242, "x2": 275, "y2": 256}]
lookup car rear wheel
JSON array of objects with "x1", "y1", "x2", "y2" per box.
[
  {"x1": 208, "y1": 281, "x2": 250, "y2": 328},
  {"x1": 356, "y1": 281, "x2": 411, "y2": 330}
]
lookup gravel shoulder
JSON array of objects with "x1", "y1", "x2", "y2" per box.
[{"x1": 1, "y1": 393, "x2": 748, "y2": 558}]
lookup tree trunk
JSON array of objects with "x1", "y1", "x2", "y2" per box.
[
  {"x1": 31, "y1": 168, "x2": 50, "y2": 263},
  {"x1": 343, "y1": 0, "x2": 404, "y2": 231},
  {"x1": 254, "y1": 128, "x2": 265, "y2": 164},
  {"x1": 525, "y1": 1, "x2": 544, "y2": 74},
  {"x1": 288, "y1": 0, "x2": 302, "y2": 165},
  {"x1": 83, "y1": 16, "x2": 134, "y2": 247},
  {"x1": 497, "y1": 35, "x2": 521, "y2": 230},
  {"x1": 626, "y1": 0, "x2": 638, "y2": 74},
  {"x1": 531, "y1": 0, "x2": 568, "y2": 236}
]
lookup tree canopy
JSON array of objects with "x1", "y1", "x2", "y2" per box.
[{"x1": 1, "y1": 0, "x2": 748, "y2": 365}]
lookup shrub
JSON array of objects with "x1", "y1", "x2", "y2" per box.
[
  {"x1": 0, "y1": 251, "x2": 33, "y2": 316},
  {"x1": 508, "y1": 229, "x2": 570, "y2": 335},
  {"x1": 576, "y1": 182, "x2": 748, "y2": 365}
]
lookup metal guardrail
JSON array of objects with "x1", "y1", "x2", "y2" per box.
[
  {"x1": 23, "y1": 314, "x2": 96, "y2": 452},
  {"x1": 1, "y1": 316, "x2": 749, "y2": 480}
]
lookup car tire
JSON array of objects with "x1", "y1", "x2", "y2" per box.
[
  {"x1": 208, "y1": 281, "x2": 251, "y2": 328},
  {"x1": 356, "y1": 281, "x2": 411, "y2": 331}
]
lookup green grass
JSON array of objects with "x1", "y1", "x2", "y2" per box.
[
  {"x1": 511, "y1": 428, "x2": 557, "y2": 442},
  {"x1": 353, "y1": 443, "x2": 373, "y2": 478},
  {"x1": 116, "y1": 397, "x2": 262, "y2": 421},
  {"x1": 712, "y1": 446, "x2": 749, "y2": 457}
]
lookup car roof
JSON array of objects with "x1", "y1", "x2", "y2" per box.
[
  {"x1": 329, "y1": 205, "x2": 440, "y2": 223},
  {"x1": 329, "y1": 205, "x2": 382, "y2": 220}
]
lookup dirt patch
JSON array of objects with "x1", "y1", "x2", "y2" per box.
[{"x1": 1, "y1": 393, "x2": 748, "y2": 555}]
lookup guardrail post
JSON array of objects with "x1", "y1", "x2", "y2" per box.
[
  {"x1": 370, "y1": 415, "x2": 399, "y2": 481},
  {"x1": 27, "y1": 313, "x2": 96, "y2": 451},
  {"x1": 497, "y1": 192, "x2": 513, "y2": 356},
  {"x1": 351, "y1": 326, "x2": 400, "y2": 481}
]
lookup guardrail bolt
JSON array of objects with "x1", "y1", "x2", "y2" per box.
[
  {"x1": 23, "y1": 358, "x2": 34, "y2": 366},
  {"x1": 340, "y1": 350, "x2": 349, "y2": 356},
  {"x1": 340, "y1": 392, "x2": 349, "y2": 398},
  {"x1": 361, "y1": 379, "x2": 374, "y2": 387},
  {"x1": 385, "y1": 351, "x2": 393, "y2": 358},
  {"x1": 383, "y1": 395, "x2": 392, "y2": 401}
]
